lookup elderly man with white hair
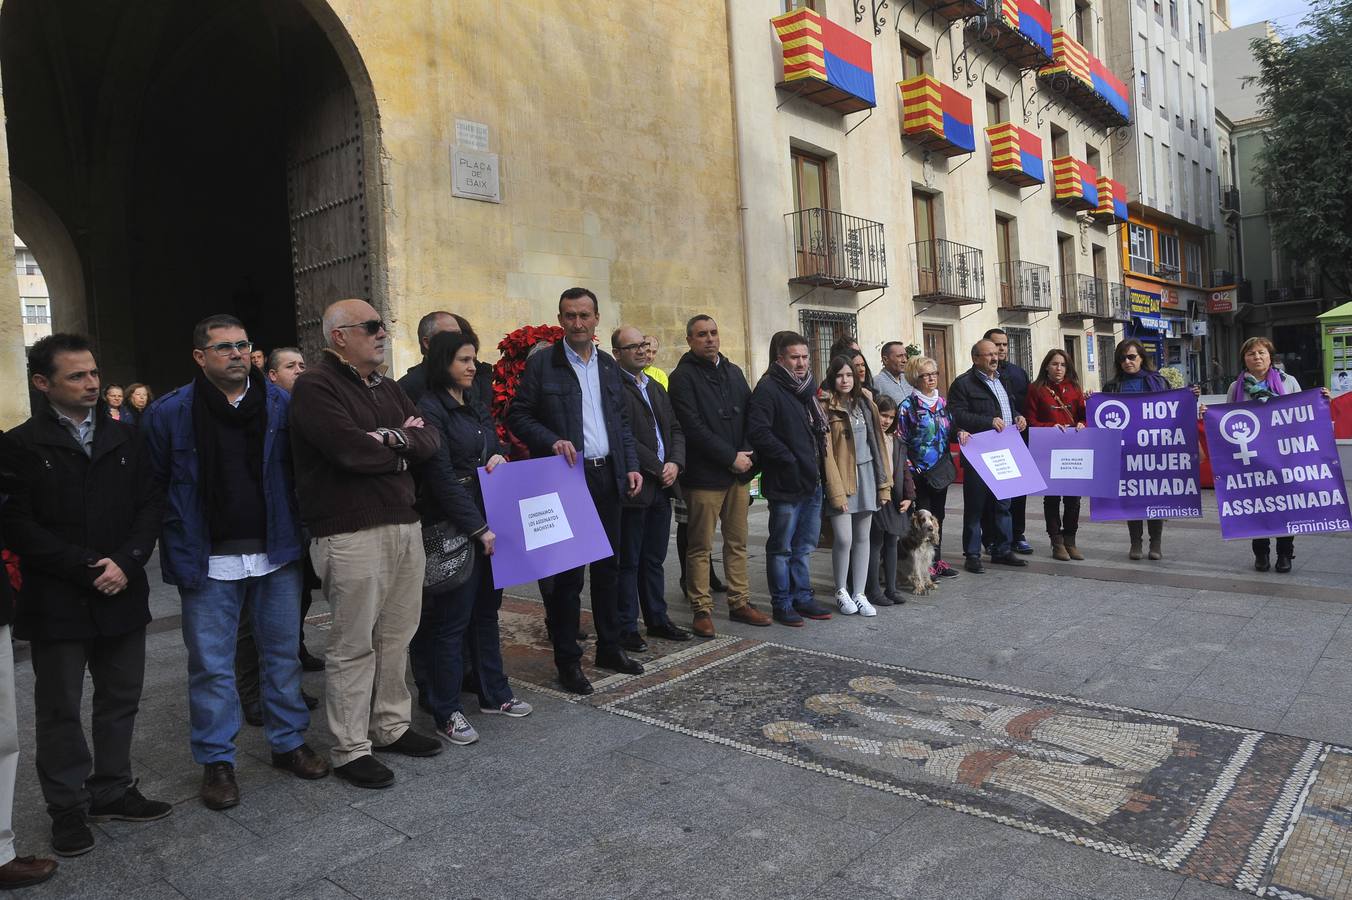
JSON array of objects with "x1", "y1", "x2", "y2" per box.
[{"x1": 289, "y1": 299, "x2": 442, "y2": 789}]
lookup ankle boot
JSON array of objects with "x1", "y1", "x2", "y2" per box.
[
  {"x1": 1147, "y1": 520, "x2": 1163, "y2": 560},
  {"x1": 1128, "y1": 521, "x2": 1144, "y2": 560},
  {"x1": 1050, "y1": 535, "x2": 1071, "y2": 561},
  {"x1": 1063, "y1": 533, "x2": 1084, "y2": 560}
]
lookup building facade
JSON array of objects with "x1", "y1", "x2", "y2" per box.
[
  {"x1": 0, "y1": 0, "x2": 749, "y2": 425},
  {"x1": 728, "y1": 0, "x2": 1133, "y2": 391},
  {"x1": 1105, "y1": 0, "x2": 1222, "y2": 384},
  {"x1": 14, "y1": 237, "x2": 50, "y2": 347}
]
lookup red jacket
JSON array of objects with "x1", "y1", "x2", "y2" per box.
[{"x1": 1025, "y1": 381, "x2": 1086, "y2": 428}]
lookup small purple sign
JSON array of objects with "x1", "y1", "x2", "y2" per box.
[
  {"x1": 958, "y1": 427, "x2": 1047, "y2": 500},
  {"x1": 1027, "y1": 427, "x2": 1123, "y2": 497},
  {"x1": 1205, "y1": 389, "x2": 1352, "y2": 540},
  {"x1": 1088, "y1": 388, "x2": 1202, "y2": 521},
  {"x1": 477, "y1": 455, "x2": 613, "y2": 590}
]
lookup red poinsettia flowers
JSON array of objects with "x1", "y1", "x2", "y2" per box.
[{"x1": 492, "y1": 324, "x2": 564, "y2": 458}]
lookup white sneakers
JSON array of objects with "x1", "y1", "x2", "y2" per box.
[
  {"x1": 853, "y1": 594, "x2": 877, "y2": 617},
  {"x1": 835, "y1": 589, "x2": 858, "y2": 615}
]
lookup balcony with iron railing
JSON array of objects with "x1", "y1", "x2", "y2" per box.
[
  {"x1": 912, "y1": 239, "x2": 985, "y2": 306},
  {"x1": 994, "y1": 260, "x2": 1053, "y2": 312},
  {"x1": 1220, "y1": 184, "x2": 1240, "y2": 214},
  {"x1": 1058, "y1": 273, "x2": 1103, "y2": 319},
  {"x1": 787, "y1": 209, "x2": 887, "y2": 292},
  {"x1": 1182, "y1": 268, "x2": 1202, "y2": 287},
  {"x1": 1211, "y1": 269, "x2": 1237, "y2": 288},
  {"x1": 977, "y1": 0, "x2": 1055, "y2": 69},
  {"x1": 1263, "y1": 272, "x2": 1319, "y2": 302},
  {"x1": 1104, "y1": 283, "x2": 1132, "y2": 322},
  {"x1": 1036, "y1": 29, "x2": 1131, "y2": 128}
]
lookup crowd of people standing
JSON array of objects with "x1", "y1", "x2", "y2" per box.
[{"x1": 0, "y1": 285, "x2": 1320, "y2": 889}]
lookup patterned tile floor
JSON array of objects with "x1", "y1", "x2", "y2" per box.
[{"x1": 497, "y1": 616, "x2": 1351, "y2": 900}]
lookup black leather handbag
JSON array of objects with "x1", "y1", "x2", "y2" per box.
[
  {"x1": 422, "y1": 520, "x2": 474, "y2": 596},
  {"x1": 918, "y1": 453, "x2": 957, "y2": 492}
]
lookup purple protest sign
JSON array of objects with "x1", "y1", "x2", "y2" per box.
[
  {"x1": 1205, "y1": 389, "x2": 1351, "y2": 540},
  {"x1": 958, "y1": 427, "x2": 1047, "y2": 500},
  {"x1": 1087, "y1": 388, "x2": 1202, "y2": 521},
  {"x1": 477, "y1": 455, "x2": 613, "y2": 590},
  {"x1": 1027, "y1": 427, "x2": 1123, "y2": 497}
]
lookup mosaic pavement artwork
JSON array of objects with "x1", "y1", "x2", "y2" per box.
[{"x1": 596, "y1": 641, "x2": 1352, "y2": 900}]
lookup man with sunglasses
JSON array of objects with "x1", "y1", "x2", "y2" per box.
[
  {"x1": 290, "y1": 299, "x2": 442, "y2": 788},
  {"x1": 144, "y1": 315, "x2": 329, "y2": 812}
]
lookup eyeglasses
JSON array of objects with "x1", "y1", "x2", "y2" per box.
[
  {"x1": 614, "y1": 342, "x2": 647, "y2": 352},
  {"x1": 200, "y1": 341, "x2": 253, "y2": 357},
  {"x1": 919, "y1": 371, "x2": 939, "y2": 379},
  {"x1": 335, "y1": 320, "x2": 386, "y2": 336}
]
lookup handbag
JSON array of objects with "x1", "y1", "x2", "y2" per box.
[
  {"x1": 422, "y1": 520, "x2": 474, "y2": 595},
  {"x1": 875, "y1": 500, "x2": 912, "y2": 537},
  {"x1": 918, "y1": 453, "x2": 957, "y2": 492}
]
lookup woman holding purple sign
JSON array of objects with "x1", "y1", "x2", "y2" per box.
[
  {"x1": 412, "y1": 331, "x2": 532, "y2": 749},
  {"x1": 1025, "y1": 349, "x2": 1087, "y2": 562},
  {"x1": 1102, "y1": 340, "x2": 1170, "y2": 560},
  {"x1": 1225, "y1": 337, "x2": 1328, "y2": 573}
]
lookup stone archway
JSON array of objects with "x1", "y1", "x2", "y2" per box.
[{"x1": 0, "y1": 0, "x2": 386, "y2": 404}]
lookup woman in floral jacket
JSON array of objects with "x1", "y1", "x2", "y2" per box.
[{"x1": 896, "y1": 356, "x2": 965, "y2": 579}]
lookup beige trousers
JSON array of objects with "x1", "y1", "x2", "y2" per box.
[
  {"x1": 684, "y1": 484, "x2": 750, "y2": 614},
  {"x1": 311, "y1": 522, "x2": 425, "y2": 767}
]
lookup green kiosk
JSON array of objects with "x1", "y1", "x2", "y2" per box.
[{"x1": 1318, "y1": 301, "x2": 1352, "y2": 396}]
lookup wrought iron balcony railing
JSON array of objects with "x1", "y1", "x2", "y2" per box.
[
  {"x1": 1211, "y1": 269, "x2": 1236, "y2": 288},
  {"x1": 1105, "y1": 283, "x2": 1132, "y2": 322},
  {"x1": 994, "y1": 260, "x2": 1053, "y2": 312},
  {"x1": 1059, "y1": 273, "x2": 1102, "y2": 319},
  {"x1": 786, "y1": 208, "x2": 888, "y2": 291},
  {"x1": 911, "y1": 239, "x2": 985, "y2": 306},
  {"x1": 1263, "y1": 273, "x2": 1318, "y2": 302},
  {"x1": 1220, "y1": 185, "x2": 1240, "y2": 213}
]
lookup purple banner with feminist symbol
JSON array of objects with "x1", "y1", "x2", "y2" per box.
[
  {"x1": 958, "y1": 427, "x2": 1047, "y2": 500},
  {"x1": 477, "y1": 455, "x2": 613, "y2": 590},
  {"x1": 1088, "y1": 388, "x2": 1203, "y2": 521},
  {"x1": 1204, "y1": 389, "x2": 1352, "y2": 540},
  {"x1": 1027, "y1": 426, "x2": 1123, "y2": 497}
]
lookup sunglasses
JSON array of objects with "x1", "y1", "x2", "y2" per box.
[
  {"x1": 1121, "y1": 353, "x2": 1141, "y2": 361},
  {"x1": 201, "y1": 341, "x2": 254, "y2": 357},
  {"x1": 336, "y1": 319, "x2": 386, "y2": 336}
]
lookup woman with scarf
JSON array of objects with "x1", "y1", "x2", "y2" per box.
[
  {"x1": 1025, "y1": 349, "x2": 1088, "y2": 561},
  {"x1": 1225, "y1": 337, "x2": 1328, "y2": 573},
  {"x1": 820, "y1": 354, "x2": 892, "y2": 616},
  {"x1": 1102, "y1": 339, "x2": 1171, "y2": 560},
  {"x1": 897, "y1": 355, "x2": 964, "y2": 579}
]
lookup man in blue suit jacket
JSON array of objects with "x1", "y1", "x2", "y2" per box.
[{"x1": 507, "y1": 288, "x2": 643, "y2": 695}]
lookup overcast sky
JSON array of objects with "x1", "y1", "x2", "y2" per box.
[{"x1": 1229, "y1": 0, "x2": 1313, "y2": 29}]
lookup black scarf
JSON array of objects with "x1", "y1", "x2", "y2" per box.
[
  {"x1": 192, "y1": 369, "x2": 267, "y2": 533},
  {"x1": 770, "y1": 362, "x2": 829, "y2": 439}
]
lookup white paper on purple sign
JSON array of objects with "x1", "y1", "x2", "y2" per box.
[
  {"x1": 980, "y1": 448, "x2": 1021, "y2": 480},
  {"x1": 1049, "y1": 448, "x2": 1095, "y2": 479},
  {"x1": 518, "y1": 492, "x2": 574, "y2": 551}
]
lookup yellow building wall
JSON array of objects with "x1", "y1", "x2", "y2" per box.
[{"x1": 328, "y1": 0, "x2": 749, "y2": 374}]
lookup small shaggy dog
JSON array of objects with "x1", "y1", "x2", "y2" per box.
[{"x1": 899, "y1": 508, "x2": 941, "y2": 595}]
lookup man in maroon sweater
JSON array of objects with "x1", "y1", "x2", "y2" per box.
[{"x1": 289, "y1": 299, "x2": 442, "y2": 789}]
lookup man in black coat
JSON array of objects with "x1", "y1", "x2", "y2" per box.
[
  {"x1": 984, "y1": 328, "x2": 1034, "y2": 555},
  {"x1": 611, "y1": 326, "x2": 690, "y2": 648},
  {"x1": 399, "y1": 311, "x2": 494, "y2": 408},
  {"x1": 747, "y1": 331, "x2": 834, "y2": 627},
  {"x1": 667, "y1": 315, "x2": 773, "y2": 638},
  {"x1": 947, "y1": 339, "x2": 1029, "y2": 574},
  {"x1": 2, "y1": 334, "x2": 170, "y2": 858},
  {"x1": 507, "y1": 287, "x2": 644, "y2": 695}
]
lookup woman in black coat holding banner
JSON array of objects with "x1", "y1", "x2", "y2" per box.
[
  {"x1": 411, "y1": 331, "x2": 532, "y2": 750},
  {"x1": 1101, "y1": 340, "x2": 1170, "y2": 561}
]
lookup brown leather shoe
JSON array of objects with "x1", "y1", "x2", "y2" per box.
[
  {"x1": 691, "y1": 611, "x2": 715, "y2": 638},
  {"x1": 201, "y1": 762, "x2": 240, "y2": 810},
  {"x1": 271, "y1": 743, "x2": 331, "y2": 780},
  {"x1": 0, "y1": 855, "x2": 57, "y2": 888},
  {"x1": 729, "y1": 603, "x2": 772, "y2": 627}
]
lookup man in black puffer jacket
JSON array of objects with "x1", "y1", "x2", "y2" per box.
[
  {"x1": 668, "y1": 315, "x2": 773, "y2": 638},
  {"x1": 747, "y1": 331, "x2": 834, "y2": 627}
]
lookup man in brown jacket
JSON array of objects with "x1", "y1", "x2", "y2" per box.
[{"x1": 289, "y1": 299, "x2": 442, "y2": 789}]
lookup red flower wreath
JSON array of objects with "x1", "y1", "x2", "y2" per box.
[{"x1": 492, "y1": 324, "x2": 564, "y2": 459}]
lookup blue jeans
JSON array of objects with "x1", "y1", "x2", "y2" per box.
[
  {"x1": 962, "y1": 469, "x2": 1011, "y2": 558},
  {"x1": 765, "y1": 485, "x2": 822, "y2": 612},
  {"x1": 179, "y1": 562, "x2": 307, "y2": 764},
  {"x1": 410, "y1": 552, "x2": 511, "y2": 724},
  {"x1": 618, "y1": 493, "x2": 673, "y2": 633}
]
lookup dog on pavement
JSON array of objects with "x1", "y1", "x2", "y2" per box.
[{"x1": 899, "y1": 508, "x2": 941, "y2": 595}]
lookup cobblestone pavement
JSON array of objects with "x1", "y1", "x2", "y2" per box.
[{"x1": 9, "y1": 494, "x2": 1352, "y2": 899}]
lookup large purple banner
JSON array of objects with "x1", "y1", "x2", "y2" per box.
[
  {"x1": 1027, "y1": 427, "x2": 1123, "y2": 498},
  {"x1": 958, "y1": 427, "x2": 1047, "y2": 500},
  {"x1": 477, "y1": 455, "x2": 613, "y2": 590},
  {"x1": 1087, "y1": 388, "x2": 1203, "y2": 521},
  {"x1": 1204, "y1": 389, "x2": 1352, "y2": 540}
]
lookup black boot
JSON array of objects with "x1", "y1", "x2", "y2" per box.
[
  {"x1": 1254, "y1": 553, "x2": 1270, "y2": 572},
  {"x1": 1275, "y1": 554, "x2": 1292, "y2": 573}
]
